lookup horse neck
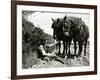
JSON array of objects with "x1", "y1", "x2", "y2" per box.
[{"x1": 55, "y1": 27, "x2": 64, "y2": 40}]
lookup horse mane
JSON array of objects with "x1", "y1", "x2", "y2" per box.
[
  {"x1": 82, "y1": 22, "x2": 89, "y2": 37},
  {"x1": 78, "y1": 19, "x2": 89, "y2": 39}
]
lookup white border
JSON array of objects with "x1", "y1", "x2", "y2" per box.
[{"x1": 17, "y1": 5, "x2": 94, "y2": 75}]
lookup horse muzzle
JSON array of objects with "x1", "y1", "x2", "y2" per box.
[
  {"x1": 53, "y1": 35, "x2": 57, "y2": 39},
  {"x1": 64, "y1": 32, "x2": 70, "y2": 36}
]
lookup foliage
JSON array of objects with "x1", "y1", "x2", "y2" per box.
[
  {"x1": 45, "y1": 33, "x2": 55, "y2": 44},
  {"x1": 22, "y1": 18, "x2": 54, "y2": 68},
  {"x1": 22, "y1": 11, "x2": 34, "y2": 20},
  {"x1": 22, "y1": 18, "x2": 45, "y2": 52},
  {"x1": 22, "y1": 51, "x2": 38, "y2": 69}
]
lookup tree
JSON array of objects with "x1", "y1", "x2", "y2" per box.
[{"x1": 22, "y1": 11, "x2": 55, "y2": 68}]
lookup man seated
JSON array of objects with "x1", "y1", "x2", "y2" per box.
[
  {"x1": 38, "y1": 43, "x2": 65, "y2": 64},
  {"x1": 38, "y1": 45, "x2": 57, "y2": 57}
]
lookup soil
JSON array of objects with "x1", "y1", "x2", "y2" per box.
[{"x1": 29, "y1": 44, "x2": 89, "y2": 69}]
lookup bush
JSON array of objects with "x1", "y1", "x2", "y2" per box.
[
  {"x1": 22, "y1": 18, "x2": 55, "y2": 68},
  {"x1": 22, "y1": 50, "x2": 38, "y2": 69},
  {"x1": 22, "y1": 18, "x2": 46, "y2": 68}
]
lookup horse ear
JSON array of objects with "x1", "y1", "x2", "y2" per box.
[
  {"x1": 52, "y1": 18, "x2": 55, "y2": 22},
  {"x1": 63, "y1": 16, "x2": 67, "y2": 20},
  {"x1": 79, "y1": 17, "x2": 82, "y2": 20},
  {"x1": 57, "y1": 18, "x2": 60, "y2": 23}
]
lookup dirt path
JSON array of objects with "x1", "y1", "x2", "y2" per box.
[
  {"x1": 29, "y1": 44, "x2": 89, "y2": 69},
  {"x1": 30, "y1": 55, "x2": 89, "y2": 69}
]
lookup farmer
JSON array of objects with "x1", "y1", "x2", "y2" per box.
[
  {"x1": 38, "y1": 39, "x2": 66, "y2": 64},
  {"x1": 38, "y1": 44, "x2": 57, "y2": 57}
]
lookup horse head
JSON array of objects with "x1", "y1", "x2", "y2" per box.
[
  {"x1": 51, "y1": 18, "x2": 63, "y2": 39},
  {"x1": 62, "y1": 15, "x2": 72, "y2": 36},
  {"x1": 77, "y1": 18, "x2": 86, "y2": 32},
  {"x1": 78, "y1": 18, "x2": 89, "y2": 38}
]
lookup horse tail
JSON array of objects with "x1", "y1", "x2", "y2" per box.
[{"x1": 82, "y1": 23, "x2": 89, "y2": 39}]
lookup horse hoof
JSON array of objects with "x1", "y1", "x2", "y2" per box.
[
  {"x1": 65, "y1": 56, "x2": 68, "y2": 60},
  {"x1": 60, "y1": 55, "x2": 65, "y2": 58},
  {"x1": 76, "y1": 54, "x2": 81, "y2": 58}
]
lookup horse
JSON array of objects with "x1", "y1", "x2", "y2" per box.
[
  {"x1": 51, "y1": 18, "x2": 72, "y2": 58},
  {"x1": 62, "y1": 16, "x2": 89, "y2": 57}
]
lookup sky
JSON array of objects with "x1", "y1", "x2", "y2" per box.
[{"x1": 27, "y1": 12, "x2": 90, "y2": 36}]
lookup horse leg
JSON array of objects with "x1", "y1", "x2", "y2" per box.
[
  {"x1": 65, "y1": 42, "x2": 68, "y2": 56},
  {"x1": 62, "y1": 41, "x2": 66, "y2": 58},
  {"x1": 63, "y1": 41, "x2": 65, "y2": 54},
  {"x1": 58, "y1": 41, "x2": 61, "y2": 54},
  {"x1": 77, "y1": 41, "x2": 83, "y2": 57},
  {"x1": 55, "y1": 41, "x2": 58, "y2": 53},
  {"x1": 68, "y1": 42, "x2": 71, "y2": 55},
  {"x1": 74, "y1": 41, "x2": 77, "y2": 56},
  {"x1": 84, "y1": 40, "x2": 87, "y2": 56}
]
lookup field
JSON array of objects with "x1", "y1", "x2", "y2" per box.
[
  {"x1": 22, "y1": 13, "x2": 90, "y2": 69},
  {"x1": 29, "y1": 43, "x2": 90, "y2": 69}
]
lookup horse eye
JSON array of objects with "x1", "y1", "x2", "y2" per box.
[{"x1": 65, "y1": 23, "x2": 68, "y2": 26}]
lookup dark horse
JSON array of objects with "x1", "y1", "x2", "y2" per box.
[
  {"x1": 51, "y1": 18, "x2": 72, "y2": 58},
  {"x1": 62, "y1": 16, "x2": 89, "y2": 57}
]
